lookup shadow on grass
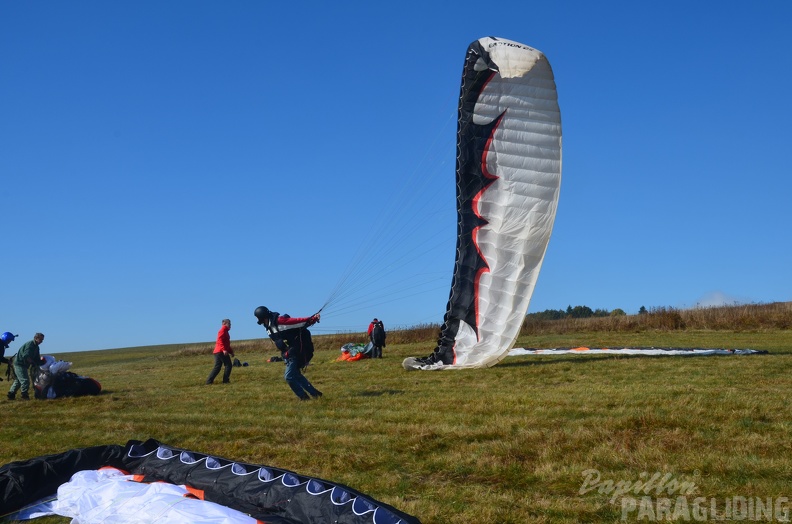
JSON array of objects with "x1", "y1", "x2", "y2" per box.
[
  {"x1": 33, "y1": 390, "x2": 115, "y2": 401},
  {"x1": 498, "y1": 356, "x2": 615, "y2": 368},
  {"x1": 354, "y1": 389, "x2": 405, "y2": 397}
]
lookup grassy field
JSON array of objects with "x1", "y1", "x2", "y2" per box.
[{"x1": 2, "y1": 311, "x2": 791, "y2": 523}]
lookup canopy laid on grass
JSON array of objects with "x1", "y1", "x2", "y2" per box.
[
  {"x1": 0, "y1": 439, "x2": 420, "y2": 524},
  {"x1": 337, "y1": 342, "x2": 374, "y2": 362},
  {"x1": 509, "y1": 347, "x2": 767, "y2": 357},
  {"x1": 404, "y1": 36, "x2": 562, "y2": 371}
]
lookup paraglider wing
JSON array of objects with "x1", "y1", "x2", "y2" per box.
[
  {"x1": 405, "y1": 37, "x2": 562, "y2": 370},
  {"x1": 0, "y1": 439, "x2": 421, "y2": 524}
]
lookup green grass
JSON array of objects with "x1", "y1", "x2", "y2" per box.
[{"x1": 2, "y1": 327, "x2": 792, "y2": 523}]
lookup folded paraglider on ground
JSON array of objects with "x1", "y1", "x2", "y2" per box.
[
  {"x1": 336, "y1": 342, "x2": 374, "y2": 362},
  {"x1": 32, "y1": 355, "x2": 102, "y2": 399}
]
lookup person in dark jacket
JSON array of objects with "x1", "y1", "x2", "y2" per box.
[
  {"x1": 206, "y1": 319, "x2": 234, "y2": 384},
  {"x1": 254, "y1": 306, "x2": 322, "y2": 400},
  {"x1": 370, "y1": 320, "x2": 386, "y2": 359},
  {"x1": 8, "y1": 333, "x2": 44, "y2": 401}
]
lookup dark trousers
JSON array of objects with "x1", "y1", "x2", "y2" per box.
[
  {"x1": 284, "y1": 354, "x2": 320, "y2": 399},
  {"x1": 206, "y1": 353, "x2": 232, "y2": 384}
]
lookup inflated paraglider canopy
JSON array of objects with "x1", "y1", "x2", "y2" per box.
[{"x1": 404, "y1": 36, "x2": 562, "y2": 371}]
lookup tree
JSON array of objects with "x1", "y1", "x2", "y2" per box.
[
  {"x1": 638, "y1": 306, "x2": 648, "y2": 315},
  {"x1": 567, "y1": 305, "x2": 594, "y2": 318},
  {"x1": 526, "y1": 309, "x2": 566, "y2": 321}
]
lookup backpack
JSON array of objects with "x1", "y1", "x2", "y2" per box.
[
  {"x1": 299, "y1": 329, "x2": 315, "y2": 367},
  {"x1": 269, "y1": 327, "x2": 315, "y2": 368},
  {"x1": 372, "y1": 322, "x2": 386, "y2": 346}
]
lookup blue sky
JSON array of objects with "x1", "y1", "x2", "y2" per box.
[{"x1": 1, "y1": 2, "x2": 790, "y2": 354}]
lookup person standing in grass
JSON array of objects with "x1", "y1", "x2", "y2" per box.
[
  {"x1": 370, "y1": 320, "x2": 386, "y2": 359},
  {"x1": 206, "y1": 319, "x2": 234, "y2": 384},
  {"x1": 254, "y1": 306, "x2": 322, "y2": 400},
  {"x1": 7, "y1": 332, "x2": 44, "y2": 401}
]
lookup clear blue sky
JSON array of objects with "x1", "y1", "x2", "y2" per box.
[{"x1": 2, "y1": 2, "x2": 790, "y2": 354}]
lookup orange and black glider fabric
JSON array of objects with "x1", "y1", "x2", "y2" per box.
[{"x1": 0, "y1": 438, "x2": 420, "y2": 524}]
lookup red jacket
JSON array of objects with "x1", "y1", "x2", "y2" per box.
[
  {"x1": 214, "y1": 324, "x2": 233, "y2": 355},
  {"x1": 275, "y1": 315, "x2": 317, "y2": 333}
]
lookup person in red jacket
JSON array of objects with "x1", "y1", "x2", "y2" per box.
[
  {"x1": 206, "y1": 319, "x2": 234, "y2": 384},
  {"x1": 367, "y1": 318, "x2": 378, "y2": 338}
]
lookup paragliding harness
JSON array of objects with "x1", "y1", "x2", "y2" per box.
[
  {"x1": 372, "y1": 321, "x2": 386, "y2": 347},
  {"x1": 0, "y1": 343, "x2": 10, "y2": 380},
  {"x1": 2, "y1": 356, "x2": 12, "y2": 382},
  {"x1": 262, "y1": 310, "x2": 315, "y2": 369}
]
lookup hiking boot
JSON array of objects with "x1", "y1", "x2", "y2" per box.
[
  {"x1": 311, "y1": 391, "x2": 323, "y2": 398},
  {"x1": 7, "y1": 392, "x2": 14, "y2": 401},
  {"x1": 414, "y1": 354, "x2": 438, "y2": 366},
  {"x1": 20, "y1": 393, "x2": 30, "y2": 401},
  {"x1": 415, "y1": 349, "x2": 454, "y2": 366}
]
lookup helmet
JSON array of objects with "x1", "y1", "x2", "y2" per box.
[
  {"x1": 254, "y1": 306, "x2": 271, "y2": 325},
  {"x1": 1, "y1": 332, "x2": 15, "y2": 344}
]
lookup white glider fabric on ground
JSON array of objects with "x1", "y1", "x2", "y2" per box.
[
  {"x1": 509, "y1": 347, "x2": 767, "y2": 357},
  {"x1": 0, "y1": 439, "x2": 420, "y2": 524}
]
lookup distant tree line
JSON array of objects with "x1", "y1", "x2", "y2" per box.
[{"x1": 527, "y1": 305, "x2": 633, "y2": 320}]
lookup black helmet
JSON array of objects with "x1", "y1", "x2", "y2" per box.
[{"x1": 254, "y1": 306, "x2": 271, "y2": 325}]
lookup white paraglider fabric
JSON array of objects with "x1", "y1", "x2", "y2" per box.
[
  {"x1": 34, "y1": 355, "x2": 74, "y2": 393},
  {"x1": 403, "y1": 37, "x2": 562, "y2": 371},
  {"x1": 448, "y1": 38, "x2": 562, "y2": 369},
  {"x1": 466, "y1": 41, "x2": 560, "y2": 368},
  {"x1": 52, "y1": 468, "x2": 258, "y2": 524},
  {"x1": 509, "y1": 348, "x2": 764, "y2": 357}
]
